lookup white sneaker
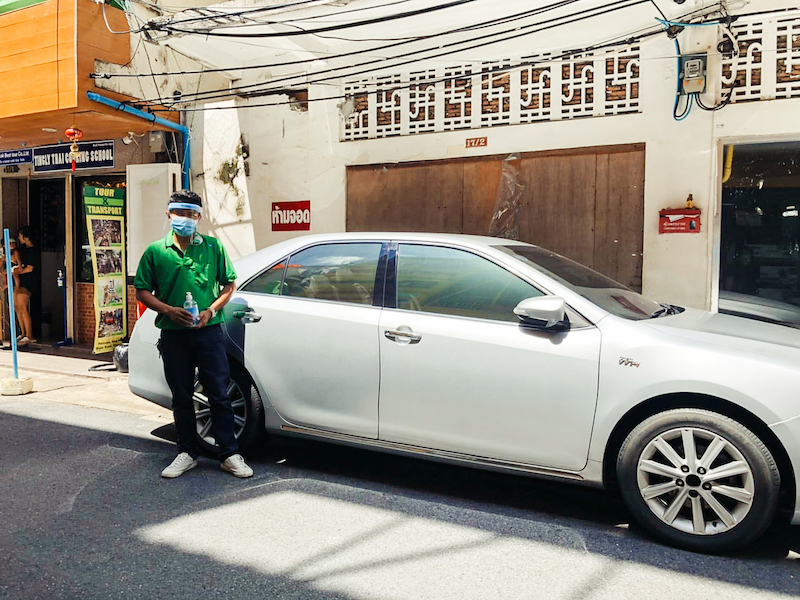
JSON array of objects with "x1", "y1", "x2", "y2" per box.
[
  {"x1": 221, "y1": 454, "x2": 253, "y2": 478},
  {"x1": 161, "y1": 452, "x2": 198, "y2": 478},
  {"x1": 17, "y1": 337, "x2": 29, "y2": 346}
]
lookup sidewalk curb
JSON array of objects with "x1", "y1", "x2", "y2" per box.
[{"x1": 0, "y1": 364, "x2": 125, "y2": 380}]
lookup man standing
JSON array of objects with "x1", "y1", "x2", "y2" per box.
[{"x1": 134, "y1": 190, "x2": 253, "y2": 479}]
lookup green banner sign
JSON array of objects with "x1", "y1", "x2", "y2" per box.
[
  {"x1": 0, "y1": 0, "x2": 48, "y2": 16},
  {"x1": 83, "y1": 185, "x2": 127, "y2": 354}
]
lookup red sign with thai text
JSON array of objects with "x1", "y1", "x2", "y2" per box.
[
  {"x1": 272, "y1": 201, "x2": 311, "y2": 231},
  {"x1": 659, "y1": 208, "x2": 701, "y2": 234}
]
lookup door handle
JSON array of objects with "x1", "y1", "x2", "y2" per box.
[
  {"x1": 384, "y1": 329, "x2": 421, "y2": 344},
  {"x1": 233, "y1": 309, "x2": 262, "y2": 323}
]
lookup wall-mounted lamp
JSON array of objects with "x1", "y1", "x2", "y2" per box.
[{"x1": 122, "y1": 131, "x2": 143, "y2": 145}]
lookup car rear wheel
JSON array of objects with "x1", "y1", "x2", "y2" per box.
[
  {"x1": 193, "y1": 364, "x2": 264, "y2": 454},
  {"x1": 617, "y1": 408, "x2": 780, "y2": 553}
]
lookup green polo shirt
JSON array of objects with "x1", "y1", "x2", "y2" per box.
[{"x1": 134, "y1": 231, "x2": 237, "y2": 330}]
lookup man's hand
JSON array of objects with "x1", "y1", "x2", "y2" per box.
[
  {"x1": 196, "y1": 309, "x2": 213, "y2": 328},
  {"x1": 165, "y1": 305, "x2": 196, "y2": 327}
]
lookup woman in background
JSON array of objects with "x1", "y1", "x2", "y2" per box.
[{"x1": 13, "y1": 227, "x2": 39, "y2": 346}]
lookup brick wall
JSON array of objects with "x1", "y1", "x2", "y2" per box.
[{"x1": 75, "y1": 283, "x2": 138, "y2": 345}]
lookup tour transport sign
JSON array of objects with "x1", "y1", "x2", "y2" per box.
[{"x1": 84, "y1": 185, "x2": 127, "y2": 354}]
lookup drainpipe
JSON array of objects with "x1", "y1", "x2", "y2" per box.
[
  {"x1": 86, "y1": 91, "x2": 190, "y2": 189},
  {"x1": 721, "y1": 145, "x2": 734, "y2": 184}
]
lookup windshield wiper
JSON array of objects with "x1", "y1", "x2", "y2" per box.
[{"x1": 650, "y1": 304, "x2": 678, "y2": 319}]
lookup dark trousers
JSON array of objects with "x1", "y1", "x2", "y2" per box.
[{"x1": 159, "y1": 325, "x2": 238, "y2": 461}]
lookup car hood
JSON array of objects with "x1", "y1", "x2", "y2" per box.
[{"x1": 642, "y1": 307, "x2": 800, "y2": 362}]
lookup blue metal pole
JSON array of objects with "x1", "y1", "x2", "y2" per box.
[
  {"x1": 86, "y1": 91, "x2": 191, "y2": 189},
  {"x1": 4, "y1": 229, "x2": 19, "y2": 379}
]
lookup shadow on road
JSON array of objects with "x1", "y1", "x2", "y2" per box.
[{"x1": 2, "y1": 410, "x2": 799, "y2": 600}]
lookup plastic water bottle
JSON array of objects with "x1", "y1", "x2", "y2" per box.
[{"x1": 183, "y1": 292, "x2": 199, "y2": 326}]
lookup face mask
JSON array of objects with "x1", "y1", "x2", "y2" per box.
[{"x1": 170, "y1": 215, "x2": 198, "y2": 237}]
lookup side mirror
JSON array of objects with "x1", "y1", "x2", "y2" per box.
[{"x1": 514, "y1": 296, "x2": 569, "y2": 331}]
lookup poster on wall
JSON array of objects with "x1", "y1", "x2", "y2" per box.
[{"x1": 83, "y1": 185, "x2": 127, "y2": 354}]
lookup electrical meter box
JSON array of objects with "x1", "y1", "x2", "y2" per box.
[{"x1": 680, "y1": 53, "x2": 707, "y2": 95}]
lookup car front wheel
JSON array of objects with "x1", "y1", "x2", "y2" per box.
[
  {"x1": 617, "y1": 408, "x2": 780, "y2": 553},
  {"x1": 193, "y1": 364, "x2": 264, "y2": 454}
]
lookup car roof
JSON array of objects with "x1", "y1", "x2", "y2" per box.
[{"x1": 258, "y1": 232, "x2": 532, "y2": 247}]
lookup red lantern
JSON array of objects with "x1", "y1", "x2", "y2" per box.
[{"x1": 65, "y1": 127, "x2": 83, "y2": 172}]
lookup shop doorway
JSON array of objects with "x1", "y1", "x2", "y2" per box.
[
  {"x1": 720, "y1": 142, "x2": 800, "y2": 317},
  {"x1": 1, "y1": 177, "x2": 29, "y2": 342},
  {"x1": 29, "y1": 178, "x2": 66, "y2": 343}
]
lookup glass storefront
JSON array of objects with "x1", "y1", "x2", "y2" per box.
[{"x1": 720, "y1": 142, "x2": 800, "y2": 323}]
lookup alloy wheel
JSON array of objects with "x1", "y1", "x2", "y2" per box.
[
  {"x1": 193, "y1": 377, "x2": 248, "y2": 445},
  {"x1": 636, "y1": 427, "x2": 755, "y2": 535}
]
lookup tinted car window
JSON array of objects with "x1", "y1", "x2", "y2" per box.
[
  {"x1": 495, "y1": 244, "x2": 662, "y2": 320},
  {"x1": 397, "y1": 244, "x2": 543, "y2": 322},
  {"x1": 281, "y1": 243, "x2": 382, "y2": 304},
  {"x1": 242, "y1": 261, "x2": 286, "y2": 295}
]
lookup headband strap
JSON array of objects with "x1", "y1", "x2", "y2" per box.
[{"x1": 168, "y1": 202, "x2": 201, "y2": 213}]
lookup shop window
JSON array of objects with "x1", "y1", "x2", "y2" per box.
[{"x1": 720, "y1": 143, "x2": 800, "y2": 313}]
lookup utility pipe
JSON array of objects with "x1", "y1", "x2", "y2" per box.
[
  {"x1": 4, "y1": 229, "x2": 19, "y2": 379},
  {"x1": 721, "y1": 145, "x2": 734, "y2": 184},
  {"x1": 86, "y1": 91, "x2": 190, "y2": 189}
]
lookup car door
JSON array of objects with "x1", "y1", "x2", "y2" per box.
[
  {"x1": 233, "y1": 241, "x2": 386, "y2": 438},
  {"x1": 378, "y1": 243, "x2": 601, "y2": 470}
]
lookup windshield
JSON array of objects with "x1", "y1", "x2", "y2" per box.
[{"x1": 495, "y1": 244, "x2": 664, "y2": 320}]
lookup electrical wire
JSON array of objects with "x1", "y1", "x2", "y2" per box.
[
  {"x1": 135, "y1": 0, "x2": 648, "y2": 106},
  {"x1": 94, "y1": 0, "x2": 582, "y2": 79},
  {"x1": 647, "y1": 0, "x2": 667, "y2": 21},
  {"x1": 155, "y1": 0, "x2": 329, "y2": 28},
  {"x1": 674, "y1": 93, "x2": 692, "y2": 120},
  {"x1": 235, "y1": 0, "x2": 418, "y2": 24},
  {"x1": 102, "y1": 0, "x2": 143, "y2": 34},
  {"x1": 167, "y1": 0, "x2": 551, "y2": 44},
  {"x1": 95, "y1": 0, "x2": 717, "y2": 82},
  {"x1": 671, "y1": 37, "x2": 692, "y2": 121},
  {"x1": 294, "y1": 0, "x2": 587, "y2": 43},
  {"x1": 155, "y1": 0, "x2": 483, "y2": 37},
  {"x1": 148, "y1": 25, "x2": 665, "y2": 114},
  {"x1": 694, "y1": 83, "x2": 737, "y2": 111},
  {"x1": 655, "y1": 17, "x2": 718, "y2": 27}
]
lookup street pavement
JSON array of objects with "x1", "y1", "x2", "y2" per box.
[{"x1": 1, "y1": 352, "x2": 799, "y2": 600}]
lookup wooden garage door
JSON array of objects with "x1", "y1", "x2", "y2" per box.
[{"x1": 347, "y1": 144, "x2": 644, "y2": 291}]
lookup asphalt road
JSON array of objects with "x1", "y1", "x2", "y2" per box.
[{"x1": 1, "y1": 389, "x2": 800, "y2": 600}]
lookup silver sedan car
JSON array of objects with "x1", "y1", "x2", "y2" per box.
[{"x1": 129, "y1": 233, "x2": 800, "y2": 553}]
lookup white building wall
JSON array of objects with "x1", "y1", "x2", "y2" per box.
[{"x1": 167, "y1": 3, "x2": 800, "y2": 311}]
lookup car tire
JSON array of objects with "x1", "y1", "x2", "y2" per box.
[
  {"x1": 194, "y1": 364, "x2": 265, "y2": 455},
  {"x1": 616, "y1": 408, "x2": 780, "y2": 553}
]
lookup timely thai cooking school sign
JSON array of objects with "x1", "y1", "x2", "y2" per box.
[
  {"x1": 34, "y1": 141, "x2": 114, "y2": 173},
  {"x1": 84, "y1": 185, "x2": 127, "y2": 354}
]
